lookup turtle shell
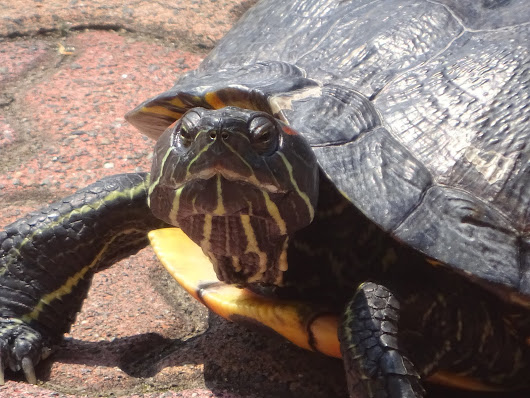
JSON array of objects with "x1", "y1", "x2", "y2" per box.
[{"x1": 126, "y1": 0, "x2": 530, "y2": 305}]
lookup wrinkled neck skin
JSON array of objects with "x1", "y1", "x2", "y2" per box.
[
  {"x1": 179, "y1": 211, "x2": 291, "y2": 286},
  {"x1": 182, "y1": 202, "x2": 297, "y2": 290}
]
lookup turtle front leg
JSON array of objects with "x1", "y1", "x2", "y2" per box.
[
  {"x1": 0, "y1": 173, "x2": 167, "y2": 383},
  {"x1": 339, "y1": 282, "x2": 424, "y2": 398}
]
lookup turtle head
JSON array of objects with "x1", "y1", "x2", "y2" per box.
[{"x1": 148, "y1": 106, "x2": 318, "y2": 286}]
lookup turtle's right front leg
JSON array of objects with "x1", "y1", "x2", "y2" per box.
[
  {"x1": 0, "y1": 172, "x2": 167, "y2": 383},
  {"x1": 340, "y1": 279, "x2": 530, "y2": 397},
  {"x1": 339, "y1": 282, "x2": 424, "y2": 398}
]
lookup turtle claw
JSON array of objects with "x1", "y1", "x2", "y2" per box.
[
  {"x1": 21, "y1": 357, "x2": 37, "y2": 384},
  {"x1": 0, "y1": 318, "x2": 47, "y2": 383}
]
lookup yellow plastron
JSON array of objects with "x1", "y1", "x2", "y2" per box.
[{"x1": 148, "y1": 227, "x2": 340, "y2": 358}]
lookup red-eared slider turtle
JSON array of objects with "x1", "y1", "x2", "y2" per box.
[{"x1": 0, "y1": 0, "x2": 528, "y2": 397}]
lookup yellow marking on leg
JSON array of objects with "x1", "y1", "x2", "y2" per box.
[
  {"x1": 240, "y1": 214, "x2": 268, "y2": 282},
  {"x1": 213, "y1": 175, "x2": 226, "y2": 215},
  {"x1": 277, "y1": 152, "x2": 314, "y2": 220},
  {"x1": 261, "y1": 191, "x2": 287, "y2": 235},
  {"x1": 3, "y1": 180, "x2": 149, "y2": 276},
  {"x1": 21, "y1": 228, "x2": 142, "y2": 323}
]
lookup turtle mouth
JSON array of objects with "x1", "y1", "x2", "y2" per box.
[{"x1": 174, "y1": 167, "x2": 284, "y2": 195}]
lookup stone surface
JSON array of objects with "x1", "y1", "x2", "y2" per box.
[
  {"x1": 0, "y1": 115, "x2": 15, "y2": 148},
  {"x1": 0, "y1": 31, "x2": 203, "y2": 194},
  {"x1": 0, "y1": 0, "x2": 255, "y2": 50},
  {"x1": 0, "y1": 40, "x2": 49, "y2": 86}
]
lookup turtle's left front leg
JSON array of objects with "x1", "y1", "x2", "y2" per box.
[
  {"x1": 339, "y1": 282, "x2": 424, "y2": 398},
  {"x1": 0, "y1": 173, "x2": 168, "y2": 383}
]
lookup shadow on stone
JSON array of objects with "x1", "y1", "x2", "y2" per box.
[{"x1": 27, "y1": 315, "x2": 530, "y2": 398}]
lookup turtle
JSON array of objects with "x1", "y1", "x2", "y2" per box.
[{"x1": 0, "y1": 0, "x2": 529, "y2": 396}]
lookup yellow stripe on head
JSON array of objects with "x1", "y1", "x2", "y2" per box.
[
  {"x1": 223, "y1": 140, "x2": 261, "y2": 187},
  {"x1": 185, "y1": 139, "x2": 215, "y2": 179},
  {"x1": 262, "y1": 191, "x2": 287, "y2": 235},
  {"x1": 277, "y1": 152, "x2": 315, "y2": 220},
  {"x1": 213, "y1": 175, "x2": 226, "y2": 216},
  {"x1": 149, "y1": 148, "x2": 173, "y2": 197}
]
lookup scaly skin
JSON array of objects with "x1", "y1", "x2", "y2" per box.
[{"x1": 0, "y1": 173, "x2": 167, "y2": 381}]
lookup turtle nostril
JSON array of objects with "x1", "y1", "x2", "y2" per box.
[
  {"x1": 221, "y1": 131, "x2": 229, "y2": 140},
  {"x1": 209, "y1": 131, "x2": 217, "y2": 140}
]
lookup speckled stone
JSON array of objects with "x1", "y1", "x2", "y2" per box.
[
  {"x1": 0, "y1": 31, "x2": 202, "y2": 196},
  {"x1": 0, "y1": 40, "x2": 48, "y2": 86},
  {"x1": 0, "y1": 115, "x2": 15, "y2": 148},
  {"x1": 0, "y1": 0, "x2": 256, "y2": 50}
]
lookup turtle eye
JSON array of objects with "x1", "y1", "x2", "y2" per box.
[
  {"x1": 179, "y1": 124, "x2": 193, "y2": 148},
  {"x1": 177, "y1": 111, "x2": 201, "y2": 148},
  {"x1": 249, "y1": 116, "x2": 279, "y2": 156}
]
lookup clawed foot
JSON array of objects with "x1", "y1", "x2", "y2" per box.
[{"x1": 0, "y1": 318, "x2": 51, "y2": 384}]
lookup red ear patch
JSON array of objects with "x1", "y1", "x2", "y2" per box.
[{"x1": 282, "y1": 125, "x2": 298, "y2": 136}]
